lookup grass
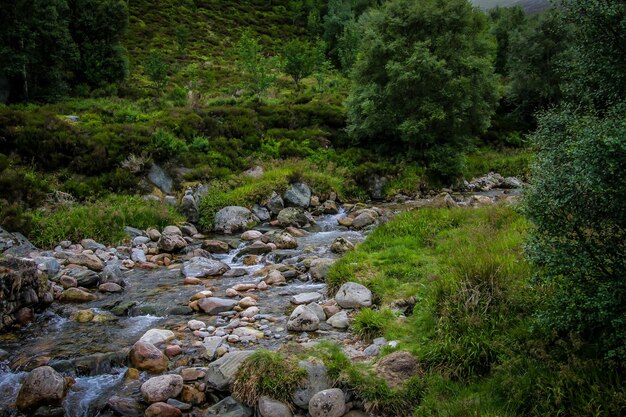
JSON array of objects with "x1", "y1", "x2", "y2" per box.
[
  {"x1": 463, "y1": 147, "x2": 533, "y2": 180},
  {"x1": 29, "y1": 195, "x2": 183, "y2": 248},
  {"x1": 351, "y1": 308, "x2": 397, "y2": 342},
  {"x1": 232, "y1": 349, "x2": 306, "y2": 408}
]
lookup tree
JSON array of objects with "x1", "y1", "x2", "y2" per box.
[
  {"x1": 281, "y1": 39, "x2": 325, "y2": 90},
  {"x1": 346, "y1": 0, "x2": 499, "y2": 181},
  {"x1": 523, "y1": 104, "x2": 626, "y2": 360},
  {"x1": 145, "y1": 51, "x2": 168, "y2": 93},
  {"x1": 235, "y1": 30, "x2": 277, "y2": 96},
  {"x1": 488, "y1": 6, "x2": 527, "y2": 76}
]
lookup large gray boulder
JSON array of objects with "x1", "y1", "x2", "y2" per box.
[
  {"x1": 287, "y1": 305, "x2": 320, "y2": 331},
  {"x1": 277, "y1": 207, "x2": 314, "y2": 228},
  {"x1": 308, "y1": 388, "x2": 346, "y2": 417},
  {"x1": 205, "y1": 396, "x2": 252, "y2": 417},
  {"x1": 205, "y1": 351, "x2": 255, "y2": 390},
  {"x1": 140, "y1": 374, "x2": 184, "y2": 403},
  {"x1": 293, "y1": 361, "x2": 331, "y2": 409},
  {"x1": 148, "y1": 163, "x2": 173, "y2": 194},
  {"x1": 258, "y1": 396, "x2": 292, "y2": 417},
  {"x1": 182, "y1": 257, "x2": 230, "y2": 278},
  {"x1": 335, "y1": 282, "x2": 372, "y2": 309},
  {"x1": 309, "y1": 258, "x2": 336, "y2": 282},
  {"x1": 179, "y1": 189, "x2": 199, "y2": 223},
  {"x1": 214, "y1": 206, "x2": 258, "y2": 234},
  {"x1": 267, "y1": 191, "x2": 284, "y2": 215},
  {"x1": 16, "y1": 366, "x2": 67, "y2": 411},
  {"x1": 0, "y1": 228, "x2": 37, "y2": 257},
  {"x1": 197, "y1": 297, "x2": 238, "y2": 315},
  {"x1": 252, "y1": 204, "x2": 271, "y2": 222},
  {"x1": 284, "y1": 182, "x2": 311, "y2": 208},
  {"x1": 157, "y1": 234, "x2": 188, "y2": 252}
]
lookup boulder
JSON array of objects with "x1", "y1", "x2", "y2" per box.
[
  {"x1": 214, "y1": 206, "x2": 258, "y2": 234},
  {"x1": 374, "y1": 351, "x2": 420, "y2": 388},
  {"x1": 131, "y1": 248, "x2": 147, "y2": 263},
  {"x1": 267, "y1": 192, "x2": 284, "y2": 215},
  {"x1": 180, "y1": 190, "x2": 199, "y2": 223},
  {"x1": 277, "y1": 207, "x2": 314, "y2": 228},
  {"x1": 205, "y1": 351, "x2": 255, "y2": 391},
  {"x1": 99, "y1": 263, "x2": 125, "y2": 287},
  {"x1": 182, "y1": 257, "x2": 230, "y2": 278},
  {"x1": 291, "y1": 292, "x2": 323, "y2": 305},
  {"x1": 203, "y1": 336, "x2": 225, "y2": 360},
  {"x1": 59, "y1": 288, "x2": 96, "y2": 302},
  {"x1": 80, "y1": 238, "x2": 106, "y2": 251},
  {"x1": 147, "y1": 228, "x2": 162, "y2": 241},
  {"x1": 308, "y1": 388, "x2": 346, "y2": 417},
  {"x1": 205, "y1": 396, "x2": 252, "y2": 417},
  {"x1": 148, "y1": 163, "x2": 173, "y2": 194},
  {"x1": 133, "y1": 236, "x2": 150, "y2": 246},
  {"x1": 326, "y1": 311, "x2": 349, "y2": 329},
  {"x1": 330, "y1": 237, "x2": 355, "y2": 254},
  {"x1": 157, "y1": 234, "x2": 188, "y2": 252},
  {"x1": 335, "y1": 282, "x2": 372, "y2": 309},
  {"x1": 321, "y1": 200, "x2": 339, "y2": 214},
  {"x1": 292, "y1": 361, "x2": 331, "y2": 409},
  {"x1": 64, "y1": 253, "x2": 104, "y2": 271},
  {"x1": 16, "y1": 366, "x2": 67, "y2": 411},
  {"x1": 200, "y1": 239, "x2": 229, "y2": 254},
  {"x1": 145, "y1": 402, "x2": 183, "y2": 417},
  {"x1": 267, "y1": 231, "x2": 298, "y2": 249},
  {"x1": 0, "y1": 228, "x2": 37, "y2": 257},
  {"x1": 106, "y1": 396, "x2": 144, "y2": 417},
  {"x1": 283, "y1": 182, "x2": 312, "y2": 208},
  {"x1": 180, "y1": 223, "x2": 198, "y2": 237},
  {"x1": 307, "y1": 302, "x2": 326, "y2": 321},
  {"x1": 237, "y1": 241, "x2": 272, "y2": 256},
  {"x1": 162, "y1": 226, "x2": 182, "y2": 236},
  {"x1": 287, "y1": 305, "x2": 319, "y2": 332},
  {"x1": 351, "y1": 212, "x2": 376, "y2": 229},
  {"x1": 99, "y1": 282, "x2": 123, "y2": 293},
  {"x1": 129, "y1": 341, "x2": 167, "y2": 373},
  {"x1": 309, "y1": 258, "x2": 336, "y2": 282},
  {"x1": 252, "y1": 204, "x2": 271, "y2": 222},
  {"x1": 258, "y1": 396, "x2": 293, "y2": 417},
  {"x1": 68, "y1": 269, "x2": 100, "y2": 288},
  {"x1": 241, "y1": 230, "x2": 263, "y2": 241},
  {"x1": 197, "y1": 297, "x2": 238, "y2": 315},
  {"x1": 139, "y1": 329, "x2": 175, "y2": 346},
  {"x1": 140, "y1": 374, "x2": 184, "y2": 403}
]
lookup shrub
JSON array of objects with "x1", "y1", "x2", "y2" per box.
[
  {"x1": 352, "y1": 308, "x2": 397, "y2": 342},
  {"x1": 232, "y1": 350, "x2": 306, "y2": 407}
]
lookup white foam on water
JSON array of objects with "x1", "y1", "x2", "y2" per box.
[
  {"x1": 63, "y1": 369, "x2": 126, "y2": 417},
  {"x1": 0, "y1": 367, "x2": 27, "y2": 410},
  {"x1": 121, "y1": 314, "x2": 163, "y2": 334}
]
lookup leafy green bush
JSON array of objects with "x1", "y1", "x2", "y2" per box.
[
  {"x1": 29, "y1": 195, "x2": 183, "y2": 247},
  {"x1": 232, "y1": 350, "x2": 306, "y2": 407}
]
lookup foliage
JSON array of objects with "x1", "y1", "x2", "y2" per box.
[
  {"x1": 352, "y1": 308, "x2": 397, "y2": 341},
  {"x1": 29, "y1": 195, "x2": 182, "y2": 247},
  {"x1": 463, "y1": 147, "x2": 532, "y2": 180},
  {"x1": 232, "y1": 350, "x2": 306, "y2": 407},
  {"x1": 235, "y1": 30, "x2": 277, "y2": 96},
  {"x1": 523, "y1": 103, "x2": 626, "y2": 361},
  {"x1": 145, "y1": 51, "x2": 169, "y2": 92},
  {"x1": 346, "y1": 0, "x2": 500, "y2": 182},
  {"x1": 281, "y1": 39, "x2": 325, "y2": 89},
  {"x1": 488, "y1": 6, "x2": 526, "y2": 76}
]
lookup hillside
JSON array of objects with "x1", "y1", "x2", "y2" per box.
[{"x1": 471, "y1": 0, "x2": 550, "y2": 13}]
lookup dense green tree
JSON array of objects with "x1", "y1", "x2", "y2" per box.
[
  {"x1": 235, "y1": 30, "x2": 277, "y2": 96},
  {"x1": 281, "y1": 39, "x2": 325, "y2": 90},
  {"x1": 524, "y1": 104, "x2": 626, "y2": 360},
  {"x1": 145, "y1": 51, "x2": 169, "y2": 93},
  {"x1": 0, "y1": 0, "x2": 77, "y2": 101},
  {"x1": 69, "y1": 0, "x2": 129, "y2": 87},
  {"x1": 559, "y1": 0, "x2": 626, "y2": 109},
  {"x1": 506, "y1": 9, "x2": 572, "y2": 127},
  {"x1": 488, "y1": 6, "x2": 526, "y2": 76},
  {"x1": 346, "y1": 0, "x2": 499, "y2": 181}
]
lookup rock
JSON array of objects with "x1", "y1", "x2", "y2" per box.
[
  {"x1": 232, "y1": 327, "x2": 264, "y2": 340},
  {"x1": 99, "y1": 263, "x2": 125, "y2": 286},
  {"x1": 244, "y1": 165, "x2": 264, "y2": 178},
  {"x1": 293, "y1": 361, "x2": 331, "y2": 409},
  {"x1": 64, "y1": 253, "x2": 104, "y2": 271},
  {"x1": 330, "y1": 237, "x2": 355, "y2": 254},
  {"x1": 180, "y1": 224, "x2": 198, "y2": 237},
  {"x1": 238, "y1": 296, "x2": 257, "y2": 308},
  {"x1": 80, "y1": 238, "x2": 105, "y2": 251},
  {"x1": 203, "y1": 336, "x2": 225, "y2": 360},
  {"x1": 129, "y1": 341, "x2": 167, "y2": 373},
  {"x1": 321, "y1": 200, "x2": 339, "y2": 214},
  {"x1": 284, "y1": 182, "x2": 312, "y2": 208},
  {"x1": 99, "y1": 282, "x2": 123, "y2": 293},
  {"x1": 181, "y1": 368, "x2": 205, "y2": 382},
  {"x1": 204, "y1": 396, "x2": 252, "y2": 417},
  {"x1": 68, "y1": 269, "x2": 100, "y2": 288},
  {"x1": 139, "y1": 329, "x2": 175, "y2": 346},
  {"x1": 501, "y1": 176, "x2": 523, "y2": 189},
  {"x1": 430, "y1": 193, "x2": 457, "y2": 208},
  {"x1": 267, "y1": 231, "x2": 297, "y2": 249},
  {"x1": 252, "y1": 204, "x2": 271, "y2": 222},
  {"x1": 145, "y1": 402, "x2": 183, "y2": 417},
  {"x1": 307, "y1": 303, "x2": 326, "y2": 321},
  {"x1": 1, "y1": 229, "x2": 37, "y2": 257},
  {"x1": 198, "y1": 241, "x2": 226, "y2": 257},
  {"x1": 162, "y1": 226, "x2": 182, "y2": 236},
  {"x1": 214, "y1": 206, "x2": 258, "y2": 234},
  {"x1": 124, "y1": 226, "x2": 146, "y2": 238},
  {"x1": 147, "y1": 228, "x2": 162, "y2": 241},
  {"x1": 374, "y1": 351, "x2": 420, "y2": 388},
  {"x1": 326, "y1": 311, "x2": 349, "y2": 329},
  {"x1": 187, "y1": 320, "x2": 206, "y2": 330},
  {"x1": 335, "y1": 282, "x2": 372, "y2": 309},
  {"x1": 197, "y1": 297, "x2": 238, "y2": 315},
  {"x1": 158, "y1": 234, "x2": 188, "y2": 253},
  {"x1": 309, "y1": 258, "x2": 335, "y2": 282},
  {"x1": 148, "y1": 163, "x2": 173, "y2": 194},
  {"x1": 34, "y1": 257, "x2": 61, "y2": 276},
  {"x1": 291, "y1": 292, "x2": 323, "y2": 305},
  {"x1": 182, "y1": 257, "x2": 230, "y2": 278},
  {"x1": 133, "y1": 236, "x2": 150, "y2": 246},
  {"x1": 180, "y1": 190, "x2": 199, "y2": 223},
  {"x1": 165, "y1": 345, "x2": 182, "y2": 358},
  {"x1": 263, "y1": 270, "x2": 285, "y2": 285},
  {"x1": 140, "y1": 374, "x2": 184, "y2": 403},
  {"x1": 267, "y1": 192, "x2": 284, "y2": 216},
  {"x1": 60, "y1": 288, "x2": 96, "y2": 302},
  {"x1": 60, "y1": 275, "x2": 77, "y2": 289},
  {"x1": 258, "y1": 396, "x2": 293, "y2": 417},
  {"x1": 241, "y1": 230, "x2": 263, "y2": 241},
  {"x1": 351, "y1": 212, "x2": 376, "y2": 229},
  {"x1": 240, "y1": 306, "x2": 260, "y2": 318},
  {"x1": 308, "y1": 388, "x2": 346, "y2": 417},
  {"x1": 223, "y1": 268, "x2": 247, "y2": 278},
  {"x1": 287, "y1": 305, "x2": 319, "y2": 332},
  {"x1": 106, "y1": 396, "x2": 144, "y2": 417},
  {"x1": 237, "y1": 241, "x2": 272, "y2": 256},
  {"x1": 337, "y1": 217, "x2": 353, "y2": 227},
  {"x1": 131, "y1": 248, "x2": 147, "y2": 263},
  {"x1": 205, "y1": 351, "x2": 255, "y2": 391},
  {"x1": 277, "y1": 207, "x2": 314, "y2": 228},
  {"x1": 16, "y1": 366, "x2": 67, "y2": 411}
]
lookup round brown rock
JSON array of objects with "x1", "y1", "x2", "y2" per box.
[
  {"x1": 16, "y1": 366, "x2": 67, "y2": 411},
  {"x1": 145, "y1": 402, "x2": 183, "y2": 417},
  {"x1": 140, "y1": 374, "x2": 184, "y2": 403},
  {"x1": 129, "y1": 341, "x2": 167, "y2": 373}
]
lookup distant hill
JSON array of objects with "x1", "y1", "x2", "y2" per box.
[{"x1": 471, "y1": 0, "x2": 551, "y2": 13}]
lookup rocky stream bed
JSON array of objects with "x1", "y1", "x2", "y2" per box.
[{"x1": 0, "y1": 176, "x2": 520, "y2": 417}]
